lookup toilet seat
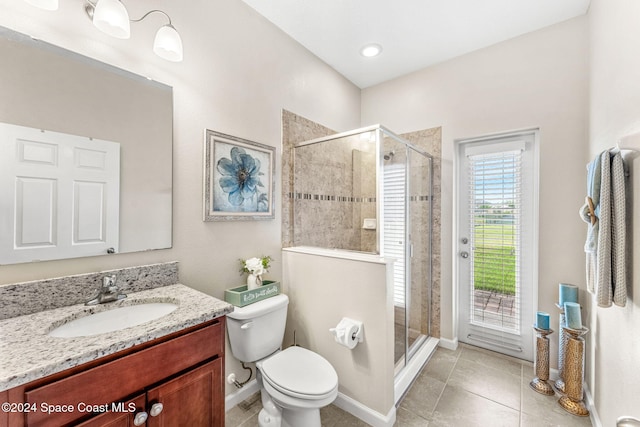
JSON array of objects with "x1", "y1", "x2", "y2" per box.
[{"x1": 258, "y1": 346, "x2": 338, "y2": 401}]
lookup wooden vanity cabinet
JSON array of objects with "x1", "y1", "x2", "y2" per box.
[
  {"x1": 3, "y1": 317, "x2": 226, "y2": 427},
  {"x1": 74, "y1": 394, "x2": 146, "y2": 427}
]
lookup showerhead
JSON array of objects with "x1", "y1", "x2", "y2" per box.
[{"x1": 384, "y1": 150, "x2": 395, "y2": 161}]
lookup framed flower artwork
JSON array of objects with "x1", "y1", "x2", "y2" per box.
[{"x1": 203, "y1": 130, "x2": 275, "y2": 221}]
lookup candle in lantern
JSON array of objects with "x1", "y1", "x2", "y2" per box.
[
  {"x1": 559, "y1": 283, "x2": 579, "y2": 305},
  {"x1": 536, "y1": 311, "x2": 550, "y2": 330},
  {"x1": 564, "y1": 302, "x2": 582, "y2": 330}
]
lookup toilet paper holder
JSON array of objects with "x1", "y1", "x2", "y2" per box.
[{"x1": 329, "y1": 317, "x2": 364, "y2": 343}]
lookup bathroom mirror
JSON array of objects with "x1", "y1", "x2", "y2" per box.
[{"x1": 0, "y1": 26, "x2": 173, "y2": 264}]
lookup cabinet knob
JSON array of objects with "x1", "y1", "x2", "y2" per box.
[
  {"x1": 133, "y1": 411, "x2": 148, "y2": 426},
  {"x1": 150, "y1": 402, "x2": 164, "y2": 417}
]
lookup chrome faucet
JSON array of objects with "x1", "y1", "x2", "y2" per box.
[{"x1": 85, "y1": 275, "x2": 127, "y2": 305}]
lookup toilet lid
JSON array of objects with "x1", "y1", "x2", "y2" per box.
[{"x1": 260, "y1": 346, "x2": 338, "y2": 398}]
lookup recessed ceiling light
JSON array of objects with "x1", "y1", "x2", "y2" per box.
[{"x1": 360, "y1": 43, "x2": 382, "y2": 58}]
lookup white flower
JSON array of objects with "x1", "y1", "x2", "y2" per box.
[{"x1": 245, "y1": 257, "x2": 264, "y2": 275}]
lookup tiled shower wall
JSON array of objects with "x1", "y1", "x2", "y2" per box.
[
  {"x1": 291, "y1": 134, "x2": 377, "y2": 252},
  {"x1": 281, "y1": 110, "x2": 442, "y2": 338}
]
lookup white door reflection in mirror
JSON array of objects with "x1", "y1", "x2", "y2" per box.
[{"x1": 0, "y1": 122, "x2": 120, "y2": 264}]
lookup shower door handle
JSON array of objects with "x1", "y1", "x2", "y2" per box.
[{"x1": 460, "y1": 251, "x2": 469, "y2": 259}]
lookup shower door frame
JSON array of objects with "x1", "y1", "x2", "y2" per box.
[
  {"x1": 377, "y1": 127, "x2": 434, "y2": 371},
  {"x1": 291, "y1": 123, "x2": 435, "y2": 377}
]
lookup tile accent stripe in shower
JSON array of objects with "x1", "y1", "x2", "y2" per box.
[{"x1": 289, "y1": 192, "x2": 433, "y2": 202}]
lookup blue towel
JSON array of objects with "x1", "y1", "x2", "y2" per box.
[
  {"x1": 586, "y1": 153, "x2": 601, "y2": 217},
  {"x1": 580, "y1": 152, "x2": 603, "y2": 295}
]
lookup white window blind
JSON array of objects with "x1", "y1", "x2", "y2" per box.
[
  {"x1": 468, "y1": 149, "x2": 522, "y2": 337},
  {"x1": 383, "y1": 163, "x2": 406, "y2": 307}
]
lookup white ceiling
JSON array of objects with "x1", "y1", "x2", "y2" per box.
[{"x1": 241, "y1": 0, "x2": 591, "y2": 88}]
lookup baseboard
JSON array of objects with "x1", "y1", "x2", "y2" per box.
[
  {"x1": 583, "y1": 381, "x2": 602, "y2": 427},
  {"x1": 438, "y1": 336, "x2": 458, "y2": 351},
  {"x1": 224, "y1": 379, "x2": 260, "y2": 412},
  {"x1": 333, "y1": 392, "x2": 396, "y2": 427}
]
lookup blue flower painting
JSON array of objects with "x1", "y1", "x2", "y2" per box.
[
  {"x1": 205, "y1": 132, "x2": 274, "y2": 220},
  {"x1": 217, "y1": 146, "x2": 265, "y2": 207}
]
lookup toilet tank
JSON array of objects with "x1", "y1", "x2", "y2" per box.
[{"x1": 226, "y1": 294, "x2": 289, "y2": 363}]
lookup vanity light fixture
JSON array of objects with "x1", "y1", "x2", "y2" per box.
[
  {"x1": 360, "y1": 43, "x2": 382, "y2": 58},
  {"x1": 24, "y1": 0, "x2": 59, "y2": 11},
  {"x1": 85, "y1": 0, "x2": 183, "y2": 62},
  {"x1": 25, "y1": 0, "x2": 183, "y2": 62}
]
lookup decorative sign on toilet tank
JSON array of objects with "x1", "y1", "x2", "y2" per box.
[{"x1": 224, "y1": 281, "x2": 281, "y2": 307}]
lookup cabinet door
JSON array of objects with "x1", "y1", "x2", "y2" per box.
[
  {"x1": 146, "y1": 359, "x2": 223, "y2": 427},
  {"x1": 74, "y1": 394, "x2": 146, "y2": 427}
]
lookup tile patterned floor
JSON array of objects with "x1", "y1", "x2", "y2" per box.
[{"x1": 225, "y1": 343, "x2": 594, "y2": 426}]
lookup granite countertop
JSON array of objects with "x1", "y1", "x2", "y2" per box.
[{"x1": 0, "y1": 284, "x2": 233, "y2": 392}]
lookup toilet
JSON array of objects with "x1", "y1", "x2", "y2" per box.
[{"x1": 226, "y1": 294, "x2": 338, "y2": 427}]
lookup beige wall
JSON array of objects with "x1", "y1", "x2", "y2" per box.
[
  {"x1": 281, "y1": 248, "x2": 395, "y2": 416},
  {"x1": 361, "y1": 16, "x2": 589, "y2": 364},
  {"x1": 0, "y1": 0, "x2": 361, "y2": 397},
  {"x1": 588, "y1": 0, "x2": 640, "y2": 424}
]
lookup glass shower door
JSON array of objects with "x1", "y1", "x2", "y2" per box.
[
  {"x1": 406, "y1": 147, "x2": 432, "y2": 361},
  {"x1": 384, "y1": 141, "x2": 432, "y2": 369},
  {"x1": 381, "y1": 139, "x2": 408, "y2": 366}
]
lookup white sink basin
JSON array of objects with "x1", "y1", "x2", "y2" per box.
[{"x1": 49, "y1": 303, "x2": 179, "y2": 338}]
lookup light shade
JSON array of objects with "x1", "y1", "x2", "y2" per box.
[
  {"x1": 92, "y1": 0, "x2": 130, "y2": 39},
  {"x1": 153, "y1": 25, "x2": 183, "y2": 62},
  {"x1": 25, "y1": 0, "x2": 58, "y2": 11}
]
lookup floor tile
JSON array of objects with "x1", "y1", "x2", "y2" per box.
[
  {"x1": 398, "y1": 372, "x2": 446, "y2": 419},
  {"x1": 429, "y1": 384, "x2": 521, "y2": 427},
  {"x1": 520, "y1": 379, "x2": 592, "y2": 426},
  {"x1": 320, "y1": 405, "x2": 371, "y2": 427},
  {"x1": 237, "y1": 412, "x2": 259, "y2": 427},
  {"x1": 458, "y1": 344, "x2": 524, "y2": 377},
  {"x1": 394, "y1": 407, "x2": 430, "y2": 426},
  {"x1": 447, "y1": 356, "x2": 522, "y2": 410},
  {"x1": 521, "y1": 409, "x2": 593, "y2": 427},
  {"x1": 421, "y1": 347, "x2": 459, "y2": 384},
  {"x1": 225, "y1": 394, "x2": 261, "y2": 427},
  {"x1": 226, "y1": 345, "x2": 592, "y2": 427}
]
